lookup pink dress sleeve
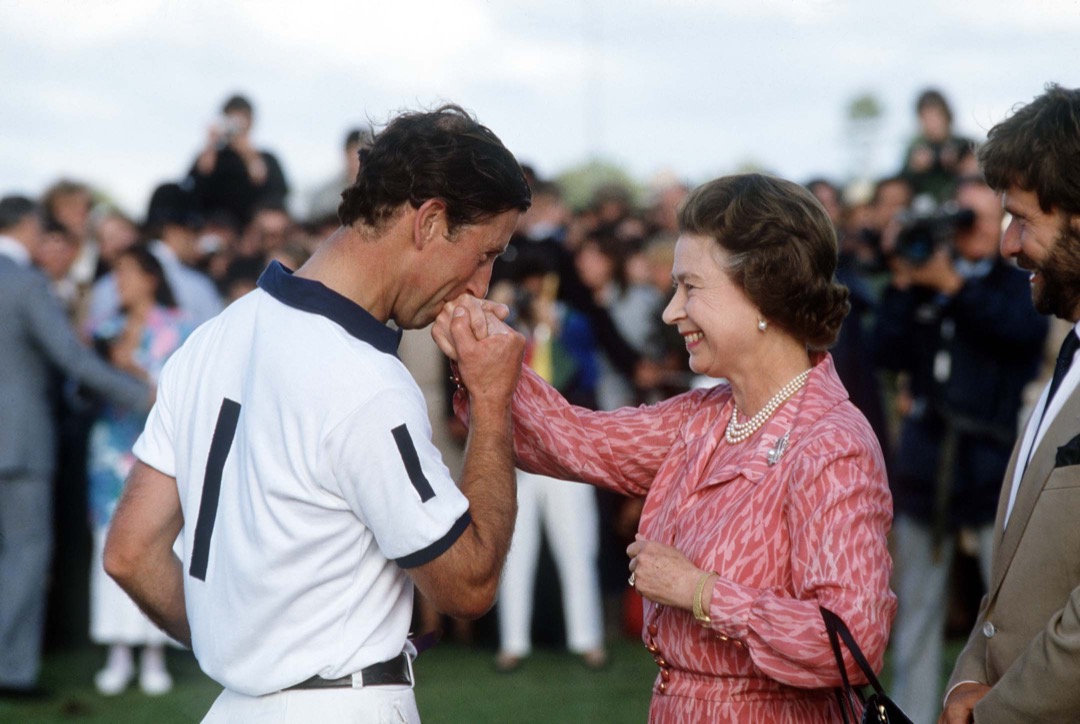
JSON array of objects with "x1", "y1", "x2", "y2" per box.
[{"x1": 456, "y1": 366, "x2": 692, "y2": 497}]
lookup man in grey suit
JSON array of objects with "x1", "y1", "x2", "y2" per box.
[
  {"x1": 0, "y1": 195, "x2": 152, "y2": 699},
  {"x1": 941, "y1": 84, "x2": 1080, "y2": 723}
]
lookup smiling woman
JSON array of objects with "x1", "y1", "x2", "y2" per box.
[{"x1": 442, "y1": 173, "x2": 896, "y2": 723}]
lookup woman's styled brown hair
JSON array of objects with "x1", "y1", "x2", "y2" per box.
[{"x1": 678, "y1": 173, "x2": 849, "y2": 350}]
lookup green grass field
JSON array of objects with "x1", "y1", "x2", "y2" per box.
[
  {"x1": 0, "y1": 637, "x2": 655, "y2": 724},
  {"x1": 0, "y1": 637, "x2": 964, "y2": 723}
]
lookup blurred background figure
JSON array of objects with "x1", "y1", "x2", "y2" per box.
[
  {"x1": 92, "y1": 209, "x2": 141, "y2": 277},
  {"x1": 307, "y1": 126, "x2": 372, "y2": 229},
  {"x1": 42, "y1": 180, "x2": 97, "y2": 314},
  {"x1": 33, "y1": 219, "x2": 83, "y2": 318},
  {"x1": 856, "y1": 174, "x2": 914, "y2": 272},
  {"x1": 901, "y1": 89, "x2": 977, "y2": 203},
  {"x1": 187, "y1": 94, "x2": 288, "y2": 229},
  {"x1": 806, "y1": 177, "x2": 890, "y2": 463},
  {"x1": 490, "y1": 256, "x2": 607, "y2": 673},
  {"x1": 235, "y1": 198, "x2": 295, "y2": 260},
  {"x1": 573, "y1": 233, "x2": 661, "y2": 411},
  {"x1": 85, "y1": 245, "x2": 194, "y2": 697},
  {"x1": 0, "y1": 195, "x2": 150, "y2": 701},
  {"x1": 642, "y1": 174, "x2": 689, "y2": 238},
  {"x1": 88, "y1": 183, "x2": 222, "y2": 329},
  {"x1": 874, "y1": 176, "x2": 1047, "y2": 723}
]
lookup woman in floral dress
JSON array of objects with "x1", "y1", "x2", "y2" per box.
[{"x1": 87, "y1": 245, "x2": 194, "y2": 696}]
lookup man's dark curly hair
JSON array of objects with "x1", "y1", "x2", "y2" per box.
[
  {"x1": 979, "y1": 83, "x2": 1080, "y2": 216},
  {"x1": 338, "y1": 104, "x2": 531, "y2": 232}
]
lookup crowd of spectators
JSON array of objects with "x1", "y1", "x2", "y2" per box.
[{"x1": 0, "y1": 87, "x2": 1056, "y2": 708}]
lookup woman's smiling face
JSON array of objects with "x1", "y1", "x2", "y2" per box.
[{"x1": 662, "y1": 233, "x2": 761, "y2": 379}]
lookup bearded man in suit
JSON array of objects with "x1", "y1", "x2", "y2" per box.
[{"x1": 941, "y1": 83, "x2": 1080, "y2": 723}]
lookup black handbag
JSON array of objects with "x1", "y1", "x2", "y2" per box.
[{"x1": 820, "y1": 607, "x2": 913, "y2": 724}]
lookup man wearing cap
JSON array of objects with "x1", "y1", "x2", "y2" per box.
[
  {"x1": 0, "y1": 195, "x2": 152, "y2": 700},
  {"x1": 104, "y1": 105, "x2": 530, "y2": 722}
]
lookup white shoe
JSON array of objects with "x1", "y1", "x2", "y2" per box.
[
  {"x1": 94, "y1": 665, "x2": 134, "y2": 696},
  {"x1": 139, "y1": 668, "x2": 173, "y2": 696}
]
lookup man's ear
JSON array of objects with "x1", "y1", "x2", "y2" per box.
[{"x1": 413, "y1": 199, "x2": 449, "y2": 250}]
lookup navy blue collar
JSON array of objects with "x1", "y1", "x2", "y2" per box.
[{"x1": 257, "y1": 261, "x2": 402, "y2": 357}]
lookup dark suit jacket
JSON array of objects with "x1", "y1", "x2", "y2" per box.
[
  {"x1": 875, "y1": 259, "x2": 1047, "y2": 527},
  {"x1": 0, "y1": 254, "x2": 148, "y2": 479},
  {"x1": 948, "y1": 380, "x2": 1080, "y2": 722}
]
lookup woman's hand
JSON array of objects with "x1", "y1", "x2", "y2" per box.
[
  {"x1": 432, "y1": 294, "x2": 511, "y2": 360},
  {"x1": 627, "y1": 534, "x2": 714, "y2": 612}
]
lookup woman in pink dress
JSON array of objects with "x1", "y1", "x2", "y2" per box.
[{"x1": 436, "y1": 174, "x2": 896, "y2": 722}]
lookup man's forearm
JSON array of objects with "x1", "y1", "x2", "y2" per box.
[
  {"x1": 109, "y1": 547, "x2": 192, "y2": 648},
  {"x1": 458, "y1": 398, "x2": 517, "y2": 583}
]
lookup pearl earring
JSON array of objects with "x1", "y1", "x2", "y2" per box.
[{"x1": 758, "y1": 319, "x2": 768, "y2": 332}]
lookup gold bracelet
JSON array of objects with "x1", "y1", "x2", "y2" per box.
[{"x1": 693, "y1": 571, "x2": 715, "y2": 625}]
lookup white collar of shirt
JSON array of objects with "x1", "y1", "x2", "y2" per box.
[
  {"x1": 1005, "y1": 323, "x2": 1080, "y2": 527},
  {"x1": 0, "y1": 235, "x2": 31, "y2": 266}
]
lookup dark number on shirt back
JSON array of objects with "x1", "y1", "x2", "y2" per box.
[{"x1": 189, "y1": 398, "x2": 241, "y2": 581}]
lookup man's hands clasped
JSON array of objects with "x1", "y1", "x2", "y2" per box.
[{"x1": 434, "y1": 294, "x2": 525, "y2": 405}]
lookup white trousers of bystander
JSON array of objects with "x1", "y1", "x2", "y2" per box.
[{"x1": 498, "y1": 470, "x2": 604, "y2": 657}]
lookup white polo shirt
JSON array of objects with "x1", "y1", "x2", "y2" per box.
[{"x1": 133, "y1": 261, "x2": 470, "y2": 696}]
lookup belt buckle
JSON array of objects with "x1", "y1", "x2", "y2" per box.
[{"x1": 355, "y1": 653, "x2": 414, "y2": 688}]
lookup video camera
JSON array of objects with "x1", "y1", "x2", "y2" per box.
[{"x1": 894, "y1": 198, "x2": 975, "y2": 265}]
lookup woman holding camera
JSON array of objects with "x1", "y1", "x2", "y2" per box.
[{"x1": 437, "y1": 174, "x2": 896, "y2": 722}]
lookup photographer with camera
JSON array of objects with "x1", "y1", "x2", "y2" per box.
[
  {"x1": 188, "y1": 94, "x2": 288, "y2": 229},
  {"x1": 901, "y1": 89, "x2": 977, "y2": 203},
  {"x1": 875, "y1": 177, "x2": 1048, "y2": 724}
]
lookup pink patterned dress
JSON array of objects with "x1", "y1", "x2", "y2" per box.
[{"x1": 479, "y1": 353, "x2": 896, "y2": 723}]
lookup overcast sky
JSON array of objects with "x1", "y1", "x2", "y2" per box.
[{"x1": 2, "y1": 0, "x2": 1079, "y2": 219}]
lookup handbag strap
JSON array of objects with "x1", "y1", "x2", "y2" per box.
[
  {"x1": 820, "y1": 607, "x2": 888, "y2": 698},
  {"x1": 822, "y1": 607, "x2": 858, "y2": 724}
]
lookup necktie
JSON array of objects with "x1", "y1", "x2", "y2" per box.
[
  {"x1": 1046, "y1": 330, "x2": 1080, "y2": 410},
  {"x1": 1022, "y1": 328, "x2": 1079, "y2": 485}
]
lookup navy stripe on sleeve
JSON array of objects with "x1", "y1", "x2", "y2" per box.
[
  {"x1": 391, "y1": 424, "x2": 436, "y2": 502},
  {"x1": 190, "y1": 398, "x2": 241, "y2": 581},
  {"x1": 395, "y1": 511, "x2": 472, "y2": 569}
]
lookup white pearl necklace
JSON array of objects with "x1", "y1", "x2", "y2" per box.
[{"x1": 725, "y1": 367, "x2": 812, "y2": 444}]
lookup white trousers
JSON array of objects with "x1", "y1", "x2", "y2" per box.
[
  {"x1": 498, "y1": 470, "x2": 603, "y2": 656},
  {"x1": 890, "y1": 515, "x2": 993, "y2": 724},
  {"x1": 202, "y1": 685, "x2": 420, "y2": 723}
]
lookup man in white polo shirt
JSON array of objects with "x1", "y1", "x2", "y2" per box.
[
  {"x1": 103, "y1": 105, "x2": 531, "y2": 722},
  {"x1": 940, "y1": 84, "x2": 1080, "y2": 723}
]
